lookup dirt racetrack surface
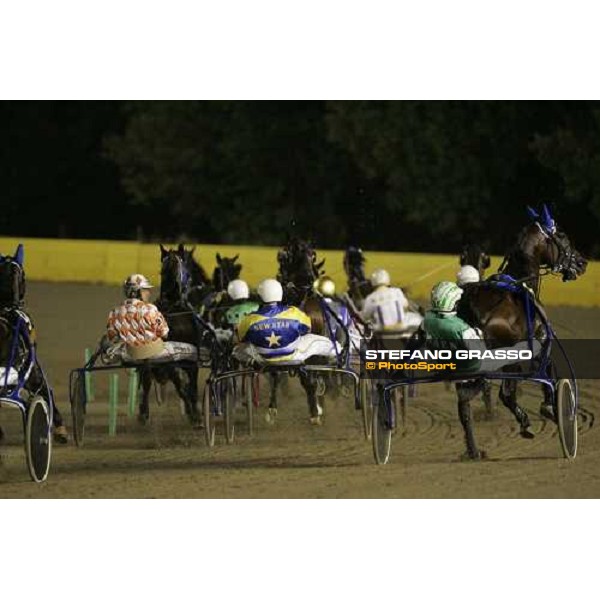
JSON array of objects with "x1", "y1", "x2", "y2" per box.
[{"x1": 1, "y1": 282, "x2": 600, "y2": 498}]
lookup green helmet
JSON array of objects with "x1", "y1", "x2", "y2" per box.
[{"x1": 431, "y1": 281, "x2": 463, "y2": 313}]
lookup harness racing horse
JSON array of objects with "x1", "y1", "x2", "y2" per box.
[
  {"x1": 263, "y1": 237, "x2": 331, "y2": 424},
  {"x1": 212, "y1": 253, "x2": 242, "y2": 292},
  {"x1": 0, "y1": 246, "x2": 67, "y2": 443},
  {"x1": 182, "y1": 248, "x2": 244, "y2": 324},
  {"x1": 136, "y1": 245, "x2": 203, "y2": 426},
  {"x1": 277, "y1": 237, "x2": 325, "y2": 306},
  {"x1": 455, "y1": 205, "x2": 587, "y2": 459},
  {"x1": 458, "y1": 243, "x2": 493, "y2": 416},
  {"x1": 343, "y1": 246, "x2": 373, "y2": 311}
]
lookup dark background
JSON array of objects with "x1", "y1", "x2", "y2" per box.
[{"x1": 1, "y1": 100, "x2": 599, "y2": 257}]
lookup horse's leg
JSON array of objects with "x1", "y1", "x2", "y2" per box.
[
  {"x1": 499, "y1": 379, "x2": 535, "y2": 438},
  {"x1": 266, "y1": 372, "x2": 279, "y2": 424},
  {"x1": 168, "y1": 367, "x2": 198, "y2": 426},
  {"x1": 482, "y1": 380, "x2": 494, "y2": 419},
  {"x1": 456, "y1": 381, "x2": 486, "y2": 460},
  {"x1": 138, "y1": 368, "x2": 152, "y2": 424},
  {"x1": 28, "y1": 363, "x2": 68, "y2": 442},
  {"x1": 185, "y1": 366, "x2": 200, "y2": 426},
  {"x1": 299, "y1": 371, "x2": 322, "y2": 425}
]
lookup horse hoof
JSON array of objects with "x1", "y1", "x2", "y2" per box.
[
  {"x1": 265, "y1": 408, "x2": 278, "y2": 424},
  {"x1": 461, "y1": 449, "x2": 487, "y2": 461},
  {"x1": 137, "y1": 414, "x2": 149, "y2": 425},
  {"x1": 540, "y1": 403, "x2": 556, "y2": 422},
  {"x1": 309, "y1": 416, "x2": 322, "y2": 426},
  {"x1": 520, "y1": 427, "x2": 535, "y2": 439},
  {"x1": 53, "y1": 425, "x2": 69, "y2": 444}
]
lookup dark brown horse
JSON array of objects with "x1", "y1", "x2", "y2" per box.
[
  {"x1": 212, "y1": 253, "x2": 242, "y2": 291},
  {"x1": 455, "y1": 205, "x2": 587, "y2": 459},
  {"x1": 265, "y1": 237, "x2": 330, "y2": 423},
  {"x1": 277, "y1": 237, "x2": 325, "y2": 306},
  {"x1": 458, "y1": 243, "x2": 493, "y2": 414},
  {"x1": 136, "y1": 245, "x2": 203, "y2": 426},
  {"x1": 343, "y1": 246, "x2": 373, "y2": 311}
]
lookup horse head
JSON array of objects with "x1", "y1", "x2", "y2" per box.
[
  {"x1": 159, "y1": 244, "x2": 192, "y2": 306},
  {"x1": 505, "y1": 204, "x2": 588, "y2": 283},
  {"x1": 344, "y1": 246, "x2": 368, "y2": 283},
  {"x1": 277, "y1": 237, "x2": 324, "y2": 300},
  {"x1": 182, "y1": 246, "x2": 211, "y2": 288},
  {"x1": 212, "y1": 252, "x2": 242, "y2": 291}
]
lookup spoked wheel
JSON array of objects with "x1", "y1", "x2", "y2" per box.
[
  {"x1": 372, "y1": 388, "x2": 394, "y2": 465},
  {"x1": 70, "y1": 370, "x2": 87, "y2": 447},
  {"x1": 360, "y1": 378, "x2": 374, "y2": 440},
  {"x1": 223, "y1": 379, "x2": 236, "y2": 444},
  {"x1": 25, "y1": 396, "x2": 52, "y2": 483},
  {"x1": 203, "y1": 383, "x2": 216, "y2": 447},
  {"x1": 557, "y1": 379, "x2": 577, "y2": 459}
]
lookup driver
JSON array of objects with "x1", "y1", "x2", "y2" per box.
[
  {"x1": 234, "y1": 278, "x2": 339, "y2": 364},
  {"x1": 424, "y1": 281, "x2": 482, "y2": 344},
  {"x1": 223, "y1": 279, "x2": 260, "y2": 332},
  {"x1": 424, "y1": 281, "x2": 541, "y2": 372},
  {"x1": 105, "y1": 274, "x2": 196, "y2": 362},
  {"x1": 313, "y1": 275, "x2": 362, "y2": 353},
  {"x1": 362, "y1": 268, "x2": 423, "y2": 333}
]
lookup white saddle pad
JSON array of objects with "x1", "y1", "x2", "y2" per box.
[
  {"x1": 104, "y1": 342, "x2": 198, "y2": 365},
  {"x1": 233, "y1": 334, "x2": 341, "y2": 366},
  {"x1": 0, "y1": 367, "x2": 19, "y2": 386}
]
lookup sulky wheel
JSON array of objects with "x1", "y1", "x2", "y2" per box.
[
  {"x1": 372, "y1": 388, "x2": 394, "y2": 465},
  {"x1": 360, "y1": 378, "x2": 374, "y2": 440},
  {"x1": 203, "y1": 383, "x2": 216, "y2": 447},
  {"x1": 556, "y1": 379, "x2": 577, "y2": 459},
  {"x1": 25, "y1": 396, "x2": 52, "y2": 483},
  {"x1": 70, "y1": 370, "x2": 87, "y2": 447}
]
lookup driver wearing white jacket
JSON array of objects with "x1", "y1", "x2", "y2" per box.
[{"x1": 361, "y1": 268, "x2": 423, "y2": 333}]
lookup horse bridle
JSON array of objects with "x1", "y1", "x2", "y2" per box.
[
  {"x1": 161, "y1": 253, "x2": 191, "y2": 301},
  {"x1": 537, "y1": 225, "x2": 581, "y2": 281}
]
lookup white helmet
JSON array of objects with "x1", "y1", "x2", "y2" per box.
[
  {"x1": 257, "y1": 278, "x2": 283, "y2": 303},
  {"x1": 370, "y1": 268, "x2": 391, "y2": 287},
  {"x1": 123, "y1": 273, "x2": 153, "y2": 298},
  {"x1": 457, "y1": 265, "x2": 480, "y2": 286},
  {"x1": 227, "y1": 279, "x2": 250, "y2": 301}
]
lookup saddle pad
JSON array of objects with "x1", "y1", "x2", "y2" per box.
[{"x1": 0, "y1": 367, "x2": 19, "y2": 386}]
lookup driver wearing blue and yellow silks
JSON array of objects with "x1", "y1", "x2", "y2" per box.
[{"x1": 237, "y1": 279, "x2": 312, "y2": 359}]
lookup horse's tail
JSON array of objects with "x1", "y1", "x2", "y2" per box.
[{"x1": 302, "y1": 296, "x2": 326, "y2": 336}]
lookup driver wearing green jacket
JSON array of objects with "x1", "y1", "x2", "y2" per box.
[{"x1": 423, "y1": 281, "x2": 482, "y2": 372}]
